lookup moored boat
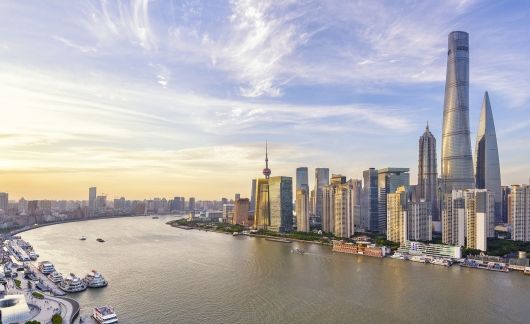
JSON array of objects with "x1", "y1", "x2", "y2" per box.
[
  {"x1": 524, "y1": 267, "x2": 530, "y2": 275},
  {"x1": 93, "y1": 305, "x2": 118, "y2": 324},
  {"x1": 38, "y1": 261, "x2": 56, "y2": 275},
  {"x1": 59, "y1": 273, "x2": 87, "y2": 292},
  {"x1": 48, "y1": 271, "x2": 64, "y2": 284},
  {"x1": 84, "y1": 270, "x2": 108, "y2": 288}
]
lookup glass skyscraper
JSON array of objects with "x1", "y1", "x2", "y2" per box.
[
  {"x1": 418, "y1": 124, "x2": 439, "y2": 221},
  {"x1": 441, "y1": 31, "x2": 474, "y2": 192}
]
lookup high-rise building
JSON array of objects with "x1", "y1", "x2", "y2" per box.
[
  {"x1": 254, "y1": 178, "x2": 270, "y2": 230},
  {"x1": 361, "y1": 168, "x2": 378, "y2": 231},
  {"x1": 296, "y1": 167, "x2": 309, "y2": 192},
  {"x1": 475, "y1": 91, "x2": 502, "y2": 223},
  {"x1": 334, "y1": 183, "x2": 354, "y2": 238},
  {"x1": 233, "y1": 198, "x2": 249, "y2": 225},
  {"x1": 188, "y1": 197, "x2": 196, "y2": 211},
  {"x1": 88, "y1": 187, "x2": 97, "y2": 215},
  {"x1": 0, "y1": 192, "x2": 8, "y2": 212},
  {"x1": 235, "y1": 193, "x2": 241, "y2": 201},
  {"x1": 296, "y1": 189, "x2": 309, "y2": 232},
  {"x1": 510, "y1": 184, "x2": 530, "y2": 242},
  {"x1": 441, "y1": 31, "x2": 475, "y2": 193},
  {"x1": 387, "y1": 186, "x2": 408, "y2": 244},
  {"x1": 378, "y1": 168, "x2": 410, "y2": 234},
  {"x1": 223, "y1": 204, "x2": 235, "y2": 222},
  {"x1": 418, "y1": 123, "x2": 439, "y2": 221},
  {"x1": 349, "y1": 179, "x2": 362, "y2": 231},
  {"x1": 407, "y1": 199, "x2": 432, "y2": 242},
  {"x1": 314, "y1": 168, "x2": 330, "y2": 227},
  {"x1": 268, "y1": 176, "x2": 293, "y2": 232},
  {"x1": 464, "y1": 190, "x2": 494, "y2": 251},
  {"x1": 322, "y1": 174, "x2": 346, "y2": 233},
  {"x1": 442, "y1": 190, "x2": 466, "y2": 246},
  {"x1": 501, "y1": 186, "x2": 511, "y2": 224},
  {"x1": 250, "y1": 179, "x2": 257, "y2": 212}
]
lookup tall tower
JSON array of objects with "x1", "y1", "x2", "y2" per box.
[
  {"x1": 254, "y1": 142, "x2": 271, "y2": 229},
  {"x1": 418, "y1": 123, "x2": 439, "y2": 221},
  {"x1": 263, "y1": 141, "x2": 271, "y2": 179},
  {"x1": 314, "y1": 168, "x2": 330, "y2": 227},
  {"x1": 296, "y1": 167, "x2": 309, "y2": 192},
  {"x1": 475, "y1": 91, "x2": 502, "y2": 223},
  {"x1": 441, "y1": 31, "x2": 474, "y2": 192}
]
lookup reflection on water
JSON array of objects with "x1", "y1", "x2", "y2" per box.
[{"x1": 22, "y1": 216, "x2": 530, "y2": 323}]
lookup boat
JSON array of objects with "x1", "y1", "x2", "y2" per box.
[
  {"x1": 38, "y1": 261, "x2": 56, "y2": 275},
  {"x1": 265, "y1": 238, "x2": 293, "y2": 243},
  {"x1": 59, "y1": 273, "x2": 87, "y2": 292},
  {"x1": 390, "y1": 252, "x2": 405, "y2": 260},
  {"x1": 80, "y1": 236, "x2": 87, "y2": 241},
  {"x1": 431, "y1": 258, "x2": 453, "y2": 267},
  {"x1": 291, "y1": 248, "x2": 305, "y2": 255},
  {"x1": 409, "y1": 255, "x2": 426, "y2": 263},
  {"x1": 233, "y1": 232, "x2": 240, "y2": 236},
  {"x1": 84, "y1": 270, "x2": 108, "y2": 288},
  {"x1": 48, "y1": 271, "x2": 64, "y2": 284},
  {"x1": 152, "y1": 216, "x2": 159, "y2": 219},
  {"x1": 96, "y1": 238, "x2": 105, "y2": 243},
  {"x1": 524, "y1": 267, "x2": 530, "y2": 275},
  {"x1": 28, "y1": 251, "x2": 39, "y2": 260},
  {"x1": 93, "y1": 305, "x2": 118, "y2": 324}
]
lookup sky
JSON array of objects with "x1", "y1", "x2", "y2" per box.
[{"x1": 1, "y1": 0, "x2": 530, "y2": 201}]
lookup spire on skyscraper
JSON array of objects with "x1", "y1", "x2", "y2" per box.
[{"x1": 263, "y1": 141, "x2": 271, "y2": 179}]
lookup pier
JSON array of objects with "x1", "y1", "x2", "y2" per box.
[{"x1": 28, "y1": 262, "x2": 66, "y2": 296}]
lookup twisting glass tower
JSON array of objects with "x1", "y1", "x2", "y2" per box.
[
  {"x1": 441, "y1": 31, "x2": 475, "y2": 192},
  {"x1": 418, "y1": 123, "x2": 439, "y2": 220},
  {"x1": 475, "y1": 91, "x2": 502, "y2": 222}
]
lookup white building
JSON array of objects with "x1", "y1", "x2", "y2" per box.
[
  {"x1": 510, "y1": 184, "x2": 530, "y2": 242},
  {"x1": 0, "y1": 295, "x2": 31, "y2": 323}
]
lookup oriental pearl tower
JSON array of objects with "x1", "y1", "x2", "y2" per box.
[{"x1": 263, "y1": 141, "x2": 271, "y2": 179}]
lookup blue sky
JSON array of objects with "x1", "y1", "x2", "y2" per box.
[{"x1": 1, "y1": 0, "x2": 529, "y2": 200}]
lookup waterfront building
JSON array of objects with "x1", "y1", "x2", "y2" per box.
[
  {"x1": 475, "y1": 91, "x2": 502, "y2": 223},
  {"x1": 408, "y1": 199, "x2": 432, "y2": 242},
  {"x1": 441, "y1": 31, "x2": 475, "y2": 193},
  {"x1": 464, "y1": 190, "x2": 494, "y2": 251},
  {"x1": 361, "y1": 168, "x2": 378, "y2": 231},
  {"x1": 378, "y1": 168, "x2": 410, "y2": 234},
  {"x1": 0, "y1": 192, "x2": 8, "y2": 213},
  {"x1": 502, "y1": 186, "x2": 511, "y2": 224},
  {"x1": 223, "y1": 204, "x2": 235, "y2": 223},
  {"x1": 296, "y1": 167, "x2": 309, "y2": 192},
  {"x1": 233, "y1": 198, "x2": 250, "y2": 226},
  {"x1": 334, "y1": 183, "x2": 354, "y2": 238},
  {"x1": 253, "y1": 178, "x2": 270, "y2": 230},
  {"x1": 88, "y1": 187, "x2": 96, "y2": 216},
  {"x1": 510, "y1": 184, "x2": 530, "y2": 242},
  {"x1": 349, "y1": 179, "x2": 362, "y2": 230},
  {"x1": 268, "y1": 176, "x2": 293, "y2": 232},
  {"x1": 398, "y1": 241, "x2": 461, "y2": 259},
  {"x1": 418, "y1": 124, "x2": 439, "y2": 221},
  {"x1": 296, "y1": 188, "x2": 309, "y2": 232},
  {"x1": 387, "y1": 186, "x2": 408, "y2": 243},
  {"x1": 314, "y1": 168, "x2": 330, "y2": 226},
  {"x1": 442, "y1": 190, "x2": 466, "y2": 246}
]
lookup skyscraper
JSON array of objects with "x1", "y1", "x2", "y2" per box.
[
  {"x1": 464, "y1": 190, "x2": 494, "y2": 251},
  {"x1": 441, "y1": 31, "x2": 474, "y2": 193},
  {"x1": 269, "y1": 176, "x2": 293, "y2": 232},
  {"x1": 296, "y1": 167, "x2": 309, "y2": 192},
  {"x1": 314, "y1": 168, "x2": 329, "y2": 227},
  {"x1": 501, "y1": 186, "x2": 511, "y2": 224},
  {"x1": 296, "y1": 188, "x2": 309, "y2": 232},
  {"x1": 322, "y1": 174, "x2": 346, "y2": 234},
  {"x1": 361, "y1": 168, "x2": 378, "y2": 231},
  {"x1": 442, "y1": 190, "x2": 466, "y2": 246},
  {"x1": 254, "y1": 143, "x2": 272, "y2": 230},
  {"x1": 510, "y1": 184, "x2": 530, "y2": 242},
  {"x1": 378, "y1": 168, "x2": 410, "y2": 234},
  {"x1": 88, "y1": 187, "x2": 97, "y2": 216},
  {"x1": 233, "y1": 198, "x2": 250, "y2": 226},
  {"x1": 0, "y1": 192, "x2": 8, "y2": 212},
  {"x1": 387, "y1": 186, "x2": 408, "y2": 244},
  {"x1": 250, "y1": 179, "x2": 257, "y2": 213},
  {"x1": 475, "y1": 91, "x2": 502, "y2": 223},
  {"x1": 349, "y1": 179, "x2": 362, "y2": 231},
  {"x1": 418, "y1": 123, "x2": 439, "y2": 221}
]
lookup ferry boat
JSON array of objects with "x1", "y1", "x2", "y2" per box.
[
  {"x1": 265, "y1": 237, "x2": 292, "y2": 243},
  {"x1": 524, "y1": 267, "x2": 530, "y2": 275},
  {"x1": 48, "y1": 271, "x2": 64, "y2": 284},
  {"x1": 59, "y1": 273, "x2": 87, "y2": 292},
  {"x1": 93, "y1": 305, "x2": 118, "y2": 324},
  {"x1": 390, "y1": 252, "x2": 405, "y2": 260},
  {"x1": 38, "y1": 261, "x2": 56, "y2": 275},
  {"x1": 96, "y1": 238, "x2": 105, "y2": 243},
  {"x1": 84, "y1": 270, "x2": 108, "y2": 288},
  {"x1": 28, "y1": 251, "x2": 39, "y2": 260},
  {"x1": 410, "y1": 255, "x2": 427, "y2": 263},
  {"x1": 291, "y1": 248, "x2": 305, "y2": 255},
  {"x1": 80, "y1": 236, "x2": 87, "y2": 241},
  {"x1": 431, "y1": 258, "x2": 453, "y2": 267}
]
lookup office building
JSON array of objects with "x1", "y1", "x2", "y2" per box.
[
  {"x1": 223, "y1": 204, "x2": 235, "y2": 223},
  {"x1": 322, "y1": 174, "x2": 346, "y2": 234},
  {"x1": 250, "y1": 179, "x2": 257, "y2": 213},
  {"x1": 361, "y1": 168, "x2": 378, "y2": 231},
  {"x1": 510, "y1": 184, "x2": 530, "y2": 242},
  {"x1": 464, "y1": 190, "x2": 494, "y2": 251},
  {"x1": 441, "y1": 31, "x2": 474, "y2": 192},
  {"x1": 296, "y1": 167, "x2": 309, "y2": 191},
  {"x1": 0, "y1": 192, "x2": 8, "y2": 212},
  {"x1": 349, "y1": 179, "x2": 362, "y2": 230},
  {"x1": 442, "y1": 190, "x2": 466, "y2": 246},
  {"x1": 268, "y1": 176, "x2": 293, "y2": 232},
  {"x1": 408, "y1": 199, "x2": 433, "y2": 242},
  {"x1": 378, "y1": 168, "x2": 410, "y2": 234},
  {"x1": 254, "y1": 178, "x2": 271, "y2": 230},
  {"x1": 501, "y1": 186, "x2": 511, "y2": 224},
  {"x1": 475, "y1": 91, "x2": 502, "y2": 223},
  {"x1": 314, "y1": 168, "x2": 330, "y2": 226},
  {"x1": 296, "y1": 189, "x2": 309, "y2": 232},
  {"x1": 334, "y1": 183, "x2": 354, "y2": 238},
  {"x1": 233, "y1": 198, "x2": 250, "y2": 225},
  {"x1": 387, "y1": 186, "x2": 408, "y2": 243},
  {"x1": 188, "y1": 197, "x2": 196, "y2": 212},
  {"x1": 418, "y1": 123, "x2": 439, "y2": 221}
]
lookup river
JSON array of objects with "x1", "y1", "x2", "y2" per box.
[{"x1": 20, "y1": 216, "x2": 530, "y2": 323}]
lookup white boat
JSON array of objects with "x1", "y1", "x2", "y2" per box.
[
  {"x1": 80, "y1": 236, "x2": 87, "y2": 241},
  {"x1": 93, "y1": 305, "x2": 118, "y2": 324},
  {"x1": 38, "y1": 261, "x2": 56, "y2": 275},
  {"x1": 59, "y1": 273, "x2": 87, "y2": 292},
  {"x1": 48, "y1": 271, "x2": 63, "y2": 283},
  {"x1": 390, "y1": 252, "x2": 405, "y2": 260},
  {"x1": 84, "y1": 270, "x2": 108, "y2": 288},
  {"x1": 431, "y1": 258, "x2": 453, "y2": 267},
  {"x1": 29, "y1": 251, "x2": 38, "y2": 260},
  {"x1": 524, "y1": 267, "x2": 530, "y2": 275},
  {"x1": 409, "y1": 255, "x2": 426, "y2": 263}
]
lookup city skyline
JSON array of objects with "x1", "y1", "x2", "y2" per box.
[{"x1": 2, "y1": 1, "x2": 530, "y2": 200}]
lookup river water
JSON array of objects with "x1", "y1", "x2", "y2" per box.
[{"x1": 21, "y1": 216, "x2": 530, "y2": 323}]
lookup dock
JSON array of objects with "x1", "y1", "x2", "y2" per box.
[{"x1": 28, "y1": 262, "x2": 66, "y2": 296}]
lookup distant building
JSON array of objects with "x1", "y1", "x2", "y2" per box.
[
  {"x1": 223, "y1": 204, "x2": 235, "y2": 223},
  {"x1": 361, "y1": 168, "x2": 378, "y2": 231},
  {"x1": 296, "y1": 188, "x2": 309, "y2": 232},
  {"x1": 296, "y1": 167, "x2": 309, "y2": 191},
  {"x1": 188, "y1": 197, "x2": 196, "y2": 212},
  {"x1": 250, "y1": 179, "x2": 257, "y2": 212},
  {"x1": 235, "y1": 193, "x2": 241, "y2": 201},
  {"x1": 88, "y1": 187, "x2": 96, "y2": 215},
  {"x1": 510, "y1": 184, "x2": 530, "y2": 242},
  {"x1": 475, "y1": 91, "x2": 502, "y2": 223},
  {"x1": 418, "y1": 123, "x2": 439, "y2": 221},
  {"x1": 0, "y1": 192, "x2": 8, "y2": 213},
  {"x1": 233, "y1": 198, "x2": 249, "y2": 225},
  {"x1": 378, "y1": 168, "x2": 410, "y2": 234},
  {"x1": 314, "y1": 168, "x2": 329, "y2": 227},
  {"x1": 349, "y1": 179, "x2": 362, "y2": 230}
]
